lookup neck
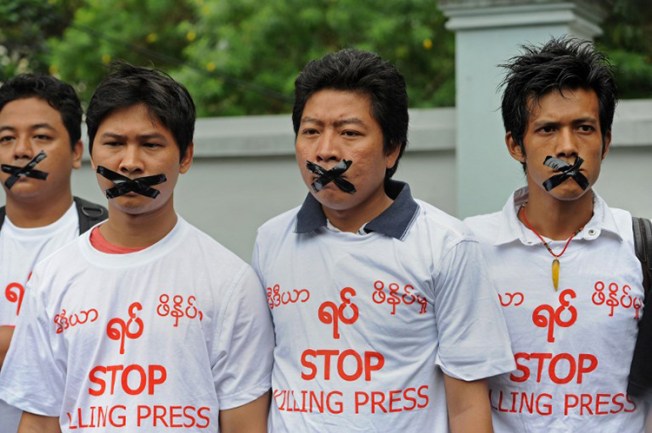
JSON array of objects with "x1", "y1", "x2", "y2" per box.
[
  {"x1": 520, "y1": 187, "x2": 594, "y2": 240},
  {"x1": 5, "y1": 189, "x2": 74, "y2": 228},
  {"x1": 323, "y1": 188, "x2": 393, "y2": 233},
  {"x1": 100, "y1": 198, "x2": 178, "y2": 249}
]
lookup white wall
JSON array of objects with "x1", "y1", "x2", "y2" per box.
[{"x1": 58, "y1": 101, "x2": 652, "y2": 261}]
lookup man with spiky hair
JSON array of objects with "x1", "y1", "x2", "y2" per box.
[{"x1": 465, "y1": 37, "x2": 646, "y2": 432}]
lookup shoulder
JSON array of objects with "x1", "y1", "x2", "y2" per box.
[
  {"x1": 463, "y1": 211, "x2": 503, "y2": 241},
  {"x1": 412, "y1": 199, "x2": 476, "y2": 243},
  {"x1": 257, "y1": 206, "x2": 301, "y2": 231},
  {"x1": 183, "y1": 221, "x2": 251, "y2": 270},
  {"x1": 28, "y1": 236, "x2": 86, "y2": 288},
  {"x1": 255, "y1": 206, "x2": 301, "y2": 242},
  {"x1": 608, "y1": 206, "x2": 635, "y2": 224}
]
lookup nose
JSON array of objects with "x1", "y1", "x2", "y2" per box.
[
  {"x1": 118, "y1": 144, "x2": 144, "y2": 175},
  {"x1": 315, "y1": 130, "x2": 340, "y2": 163},
  {"x1": 555, "y1": 127, "x2": 579, "y2": 159},
  {"x1": 13, "y1": 135, "x2": 34, "y2": 160}
]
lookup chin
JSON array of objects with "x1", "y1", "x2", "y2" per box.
[
  {"x1": 549, "y1": 187, "x2": 593, "y2": 202},
  {"x1": 315, "y1": 197, "x2": 357, "y2": 213}
]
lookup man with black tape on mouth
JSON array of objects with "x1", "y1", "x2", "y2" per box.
[
  {"x1": 253, "y1": 48, "x2": 514, "y2": 433},
  {"x1": 464, "y1": 37, "x2": 646, "y2": 433},
  {"x1": 0, "y1": 74, "x2": 106, "y2": 433},
  {"x1": 0, "y1": 63, "x2": 273, "y2": 433}
]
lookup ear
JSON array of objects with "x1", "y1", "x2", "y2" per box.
[
  {"x1": 601, "y1": 130, "x2": 612, "y2": 159},
  {"x1": 385, "y1": 143, "x2": 401, "y2": 170},
  {"x1": 506, "y1": 132, "x2": 525, "y2": 163},
  {"x1": 71, "y1": 140, "x2": 83, "y2": 169},
  {"x1": 179, "y1": 142, "x2": 194, "y2": 174}
]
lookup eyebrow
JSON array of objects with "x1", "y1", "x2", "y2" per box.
[
  {"x1": 31, "y1": 123, "x2": 57, "y2": 131},
  {"x1": 99, "y1": 132, "x2": 168, "y2": 141},
  {"x1": 0, "y1": 123, "x2": 57, "y2": 133},
  {"x1": 300, "y1": 117, "x2": 367, "y2": 128},
  {"x1": 532, "y1": 116, "x2": 598, "y2": 127}
]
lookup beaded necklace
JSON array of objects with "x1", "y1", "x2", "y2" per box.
[{"x1": 519, "y1": 206, "x2": 583, "y2": 290}]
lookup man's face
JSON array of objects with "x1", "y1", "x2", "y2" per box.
[
  {"x1": 295, "y1": 89, "x2": 400, "y2": 216},
  {"x1": 90, "y1": 103, "x2": 192, "y2": 217},
  {"x1": 0, "y1": 97, "x2": 82, "y2": 203},
  {"x1": 507, "y1": 88, "x2": 610, "y2": 202}
]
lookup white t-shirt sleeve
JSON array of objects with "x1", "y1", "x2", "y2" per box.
[
  {"x1": 433, "y1": 239, "x2": 515, "y2": 381},
  {"x1": 0, "y1": 270, "x2": 65, "y2": 416},
  {"x1": 251, "y1": 234, "x2": 264, "y2": 285},
  {"x1": 211, "y1": 263, "x2": 273, "y2": 410}
]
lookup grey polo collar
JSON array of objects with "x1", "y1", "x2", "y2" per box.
[{"x1": 295, "y1": 180, "x2": 418, "y2": 240}]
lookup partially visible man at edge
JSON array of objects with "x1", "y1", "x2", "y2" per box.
[{"x1": 0, "y1": 74, "x2": 106, "y2": 433}]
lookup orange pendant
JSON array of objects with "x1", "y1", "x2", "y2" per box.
[{"x1": 552, "y1": 258, "x2": 560, "y2": 291}]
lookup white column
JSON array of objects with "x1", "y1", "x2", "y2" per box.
[{"x1": 438, "y1": 0, "x2": 606, "y2": 217}]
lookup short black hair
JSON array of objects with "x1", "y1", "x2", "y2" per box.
[
  {"x1": 86, "y1": 62, "x2": 196, "y2": 160},
  {"x1": 293, "y1": 48, "x2": 409, "y2": 179},
  {"x1": 501, "y1": 36, "x2": 617, "y2": 163},
  {"x1": 0, "y1": 74, "x2": 82, "y2": 148}
]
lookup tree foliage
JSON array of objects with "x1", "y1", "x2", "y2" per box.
[
  {"x1": 0, "y1": 0, "x2": 80, "y2": 80},
  {"x1": 173, "y1": 0, "x2": 454, "y2": 115},
  {"x1": 47, "y1": 0, "x2": 194, "y2": 103},
  {"x1": 597, "y1": 0, "x2": 652, "y2": 98},
  {"x1": 45, "y1": 0, "x2": 452, "y2": 115},
  {"x1": 2, "y1": 0, "x2": 650, "y2": 116}
]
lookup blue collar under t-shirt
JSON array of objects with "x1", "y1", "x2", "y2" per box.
[{"x1": 295, "y1": 180, "x2": 419, "y2": 240}]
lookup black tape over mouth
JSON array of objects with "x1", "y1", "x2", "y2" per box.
[
  {"x1": 96, "y1": 166, "x2": 167, "y2": 199},
  {"x1": 1, "y1": 150, "x2": 49, "y2": 189},
  {"x1": 306, "y1": 160, "x2": 356, "y2": 194},
  {"x1": 542, "y1": 156, "x2": 589, "y2": 191}
]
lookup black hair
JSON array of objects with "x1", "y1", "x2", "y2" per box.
[
  {"x1": 0, "y1": 74, "x2": 82, "y2": 148},
  {"x1": 293, "y1": 48, "x2": 409, "y2": 179},
  {"x1": 501, "y1": 36, "x2": 617, "y2": 166},
  {"x1": 86, "y1": 62, "x2": 195, "y2": 160}
]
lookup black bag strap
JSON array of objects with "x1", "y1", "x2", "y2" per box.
[
  {"x1": 632, "y1": 216, "x2": 652, "y2": 293},
  {"x1": 628, "y1": 216, "x2": 652, "y2": 398},
  {"x1": 0, "y1": 199, "x2": 106, "y2": 234},
  {"x1": 73, "y1": 196, "x2": 108, "y2": 234}
]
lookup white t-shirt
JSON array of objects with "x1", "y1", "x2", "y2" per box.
[
  {"x1": 0, "y1": 217, "x2": 274, "y2": 432},
  {"x1": 465, "y1": 188, "x2": 646, "y2": 433},
  {"x1": 0, "y1": 203, "x2": 79, "y2": 432},
  {"x1": 253, "y1": 182, "x2": 515, "y2": 433}
]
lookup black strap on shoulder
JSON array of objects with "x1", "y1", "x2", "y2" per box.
[
  {"x1": 633, "y1": 216, "x2": 652, "y2": 292},
  {"x1": 73, "y1": 196, "x2": 108, "y2": 234},
  {"x1": 0, "y1": 199, "x2": 106, "y2": 234},
  {"x1": 628, "y1": 216, "x2": 652, "y2": 398}
]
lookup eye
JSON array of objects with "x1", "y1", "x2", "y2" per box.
[
  {"x1": 33, "y1": 134, "x2": 53, "y2": 141},
  {"x1": 537, "y1": 125, "x2": 556, "y2": 134},
  {"x1": 143, "y1": 142, "x2": 163, "y2": 148},
  {"x1": 578, "y1": 124, "x2": 595, "y2": 133},
  {"x1": 301, "y1": 128, "x2": 319, "y2": 136},
  {"x1": 0, "y1": 135, "x2": 14, "y2": 143},
  {"x1": 342, "y1": 130, "x2": 362, "y2": 137}
]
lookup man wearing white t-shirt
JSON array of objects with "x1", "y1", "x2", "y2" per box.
[
  {"x1": 465, "y1": 37, "x2": 646, "y2": 432},
  {"x1": 0, "y1": 74, "x2": 107, "y2": 433},
  {"x1": 253, "y1": 48, "x2": 514, "y2": 433},
  {"x1": 0, "y1": 64, "x2": 273, "y2": 432}
]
